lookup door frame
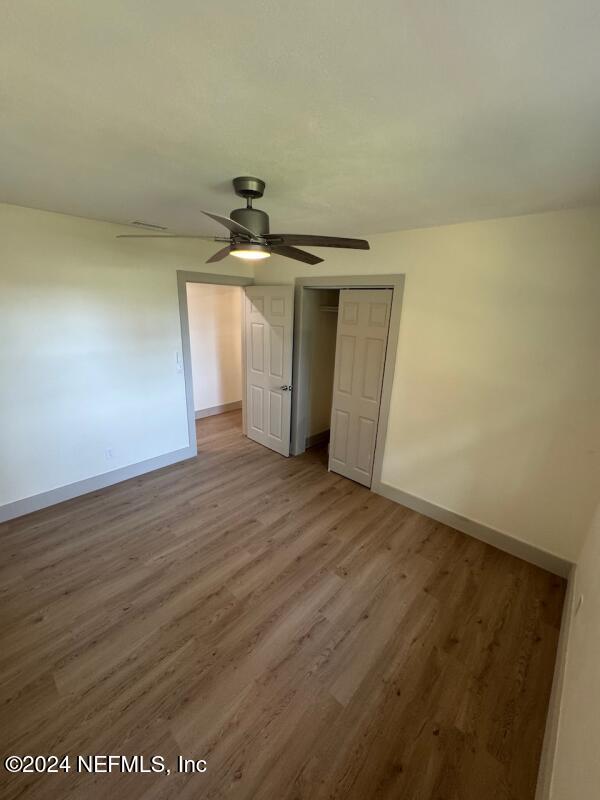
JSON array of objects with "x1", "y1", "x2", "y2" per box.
[
  {"x1": 291, "y1": 274, "x2": 405, "y2": 492},
  {"x1": 177, "y1": 270, "x2": 254, "y2": 456}
]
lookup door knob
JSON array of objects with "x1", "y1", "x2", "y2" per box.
[{"x1": 280, "y1": 385, "x2": 292, "y2": 391}]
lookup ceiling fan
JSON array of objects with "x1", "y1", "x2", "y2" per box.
[{"x1": 116, "y1": 177, "x2": 369, "y2": 265}]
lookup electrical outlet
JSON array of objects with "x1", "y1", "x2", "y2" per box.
[{"x1": 105, "y1": 448, "x2": 114, "y2": 460}]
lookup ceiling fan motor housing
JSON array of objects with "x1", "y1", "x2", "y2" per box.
[{"x1": 230, "y1": 206, "x2": 270, "y2": 236}]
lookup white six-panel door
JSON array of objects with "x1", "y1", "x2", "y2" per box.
[
  {"x1": 329, "y1": 289, "x2": 392, "y2": 487},
  {"x1": 244, "y1": 285, "x2": 294, "y2": 457}
]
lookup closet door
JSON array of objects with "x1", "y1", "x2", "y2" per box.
[
  {"x1": 329, "y1": 289, "x2": 392, "y2": 486},
  {"x1": 244, "y1": 285, "x2": 294, "y2": 456}
]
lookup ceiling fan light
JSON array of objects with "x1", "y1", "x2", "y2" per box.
[{"x1": 230, "y1": 244, "x2": 270, "y2": 261}]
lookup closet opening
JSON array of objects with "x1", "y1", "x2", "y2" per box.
[{"x1": 291, "y1": 276, "x2": 404, "y2": 490}]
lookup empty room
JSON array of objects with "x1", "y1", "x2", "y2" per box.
[{"x1": 1, "y1": 3, "x2": 599, "y2": 799}]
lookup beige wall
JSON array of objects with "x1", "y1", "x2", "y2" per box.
[
  {"x1": 0, "y1": 203, "x2": 251, "y2": 508},
  {"x1": 542, "y1": 504, "x2": 600, "y2": 799},
  {"x1": 186, "y1": 283, "x2": 242, "y2": 413},
  {"x1": 255, "y1": 207, "x2": 600, "y2": 562}
]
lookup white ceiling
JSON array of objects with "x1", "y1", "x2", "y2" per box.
[{"x1": 2, "y1": 1, "x2": 600, "y2": 236}]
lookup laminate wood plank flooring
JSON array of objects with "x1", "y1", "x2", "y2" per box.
[{"x1": 0, "y1": 410, "x2": 565, "y2": 799}]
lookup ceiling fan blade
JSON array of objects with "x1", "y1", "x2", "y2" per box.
[
  {"x1": 206, "y1": 245, "x2": 232, "y2": 263},
  {"x1": 271, "y1": 245, "x2": 323, "y2": 265},
  {"x1": 266, "y1": 234, "x2": 369, "y2": 250},
  {"x1": 116, "y1": 234, "x2": 220, "y2": 239},
  {"x1": 200, "y1": 210, "x2": 256, "y2": 238}
]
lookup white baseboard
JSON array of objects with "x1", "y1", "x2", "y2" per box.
[
  {"x1": 0, "y1": 445, "x2": 197, "y2": 524},
  {"x1": 372, "y1": 481, "x2": 572, "y2": 578},
  {"x1": 195, "y1": 400, "x2": 242, "y2": 419},
  {"x1": 535, "y1": 565, "x2": 576, "y2": 799}
]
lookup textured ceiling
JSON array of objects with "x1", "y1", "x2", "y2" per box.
[{"x1": 2, "y1": 1, "x2": 600, "y2": 236}]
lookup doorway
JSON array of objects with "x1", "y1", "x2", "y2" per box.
[
  {"x1": 177, "y1": 271, "x2": 254, "y2": 456},
  {"x1": 186, "y1": 282, "x2": 244, "y2": 422},
  {"x1": 291, "y1": 275, "x2": 405, "y2": 491},
  {"x1": 301, "y1": 287, "x2": 340, "y2": 450}
]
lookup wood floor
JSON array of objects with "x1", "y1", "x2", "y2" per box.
[{"x1": 1, "y1": 411, "x2": 565, "y2": 800}]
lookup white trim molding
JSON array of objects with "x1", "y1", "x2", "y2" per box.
[
  {"x1": 373, "y1": 481, "x2": 572, "y2": 578},
  {"x1": 0, "y1": 445, "x2": 196, "y2": 524},
  {"x1": 195, "y1": 400, "x2": 242, "y2": 419},
  {"x1": 535, "y1": 566, "x2": 576, "y2": 798}
]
